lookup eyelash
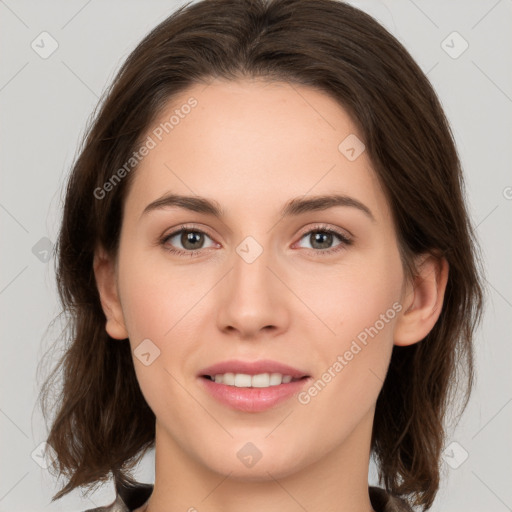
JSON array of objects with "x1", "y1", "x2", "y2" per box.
[{"x1": 159, "y1": 223, "x2": 353, "y2": 257}]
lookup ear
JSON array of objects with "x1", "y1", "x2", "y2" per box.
[
  {"x1": 93, "y1": 246, "x2": 129, "y2": 340},
  {"x1": 394, "y1": 253, "x2": 449, "y2": 346}
]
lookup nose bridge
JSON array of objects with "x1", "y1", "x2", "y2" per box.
[
  {"x1": 216, "y1": 232, "x2": 289, "y2": 336},
  {"x1": 231, "y1": 234, "x2": 276, "y2": 299}
]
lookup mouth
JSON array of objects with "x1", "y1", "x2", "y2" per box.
[
  {"x1": 197, "y1": 359, "x2": 311, "y2": 412},
  {"x1": 198, "y1": 358, "x2": 310, "y2": 384}
]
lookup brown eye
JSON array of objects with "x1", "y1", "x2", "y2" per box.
[
  {"x1": 179, "y1": 230, "x2": 205, "y2": 250},
  {"x1": 309, "y1": 231, "x2": 334, "y2": 250},
  {"x1": 295, "y1": 226, "x2": 352, "y2": 256},
  {"x1": 161, "y1": 227, "x2": 216, "y2": 256}
]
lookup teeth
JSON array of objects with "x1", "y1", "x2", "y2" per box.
[{"x1": 209, "y1": 372, "x2": 295, "y2": 387}]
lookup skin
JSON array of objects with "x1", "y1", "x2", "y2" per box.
[{"x1": 94, "y1": 78, "x2": 448, "y2": 512}]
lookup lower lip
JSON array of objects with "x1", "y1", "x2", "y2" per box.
[{"x1": 199, "y1": 376, "x2": 311, "y2": 412}]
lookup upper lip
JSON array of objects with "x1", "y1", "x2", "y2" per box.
[{"x1": 199, "y1": 359, "x2": 310, "y2": 379}]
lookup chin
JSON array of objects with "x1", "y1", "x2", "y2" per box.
[{"x1": 197, "y1": 441, "x2": 311, "y2": 481}]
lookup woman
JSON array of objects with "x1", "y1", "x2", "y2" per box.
[{"x1": 38, "y1": 0, "x2": 484, "y2": 511}]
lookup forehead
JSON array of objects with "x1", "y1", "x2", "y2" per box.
[{"x1": 125, "y1": 78, "x2": 392, "y2": 225}]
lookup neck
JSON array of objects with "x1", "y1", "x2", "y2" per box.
[{"x1": 142, "y1": 407, "x2": 376, "y2": 512}]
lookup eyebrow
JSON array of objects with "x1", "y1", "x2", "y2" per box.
[{"x1": 141, "y1": 193, "x2": 375, "y2": 222}]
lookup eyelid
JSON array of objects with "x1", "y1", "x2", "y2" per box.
[
  {"x1": 295, "y1": 223, "x2": 353, "y2": 241},
  {"x1": 162, "y1": 223, "x2": 216, "y2": 241}
]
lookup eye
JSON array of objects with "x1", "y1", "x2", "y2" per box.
[
  {"x1": 160, "y1": 223, "x2": 352, "y2": 257},
  {"x1": 160, "y1": 225, "x2": 217, "y2": 256},
  {"x1": 294, "y1": 224, "x2": 352, "y2": 255}
]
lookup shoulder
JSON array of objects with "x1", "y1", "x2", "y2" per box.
[{"x1": 369, "y1": 486, "x2": 415, "y2": 512}]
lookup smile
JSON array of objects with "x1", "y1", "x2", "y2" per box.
[{"x1": 202, "y1": 372, "x2": 306, "y2": 387}]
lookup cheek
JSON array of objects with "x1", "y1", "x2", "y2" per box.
[
  {"x1": 116, "y1": 256, "x2": 204, "y2": 413},
  {"x1": 300, "y1": 248, "x2": 403, "y2": 402},
  {"x1": 295, "y1": 281, "x2": 401, "y2": 449},
  {"x1": 298, "y1": 249, "x2": 403, "y2": 343},
  {"x1": 117, "y1": 247, "x2": 206, "y2": 342},
  {"x1": 337, "y1": 273, "x2": 402, "y2": 344},
  {"x1": 116, "y1": 249, "x2": 217, "y2": 393}
]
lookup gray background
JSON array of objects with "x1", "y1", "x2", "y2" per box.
[{"x1": 1, "y1": 0, "x2": 511, "y2": 510}]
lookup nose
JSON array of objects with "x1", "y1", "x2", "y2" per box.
[{"x1": 216, "y1": 240, "x2": 290, "y2": 340}]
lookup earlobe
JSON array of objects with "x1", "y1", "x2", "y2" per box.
[
  {"x1": 93, "y1": 247, "x2": 129, "y2": 340},
  {"x1": 394, "y1": 253, "x2": 449, "y2": 347}
]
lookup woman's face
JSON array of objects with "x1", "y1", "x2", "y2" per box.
[{"x1": 112, "y1": 79, "x2": 409, "y2": 479}]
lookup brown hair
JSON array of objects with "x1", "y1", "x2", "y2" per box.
[{"x1": 37, "y1": 0, "x2": 484, "y2": 509}]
